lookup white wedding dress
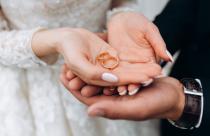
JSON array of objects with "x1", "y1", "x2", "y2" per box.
[{"x1": 0, "y1": 0, "x2": 160, "y2": 136}]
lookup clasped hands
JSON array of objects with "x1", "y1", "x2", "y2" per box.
[{"x1": 32, "y1": 12, "x2": 185, "y2": 121}]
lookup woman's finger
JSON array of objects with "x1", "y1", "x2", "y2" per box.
[
  {"x1": 117, "y1": 86, "x2": 128, "y2": 96},
  {"x1": 142, "y1": 79, "x2": 154, "y2": 87},
  {"x1": 146, "y1": 23, "x2": 173, "y2": 62},
  {"x1": 71, "y1": 56, "x2": 119, "y2": 86},
  {"x1": 112, "y1": 62, "x2": 161, "y2": 85},
  {"x1": 81, "y1": 85, "x2": 102, "y2": 97},
  {"x1": 61, "y1": 64, "x2": 76, "y2": 81},
  {"x1": 109, "y1": 31, "x2": 152, "y2": 63},
  {"x1": 66, "y1": 70, "x2": 76, "y2": 80},
  {"x1": 128, "y1": 84, "x2": 141, "y2": 96},
  {"x1": 69, "y1": 44, "x2": 120, "y2": 86},
  {"x1": 103, "y1": 87, "x2": 117, "y2": 96},
  {"x1": 68, "y1": 77, "x2": 86, "y2": 91},
  {"x1": 60, "y1": 72, "x2": 71, "y2": 90}
]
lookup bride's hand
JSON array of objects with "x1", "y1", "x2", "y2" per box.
[
  {"x1": 107, "y1": 12, "x2": 174, "y2": 95},
  {"x1": 108, "y1": 12, "x2": 173, "y2": 62},
  {"x1": 32, "y1": 28, "x2": 161, "y2": 86}
]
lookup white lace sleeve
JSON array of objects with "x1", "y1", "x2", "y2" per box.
[
  {"x1": 113, "y1": 0, "x2": 138, "y2": 8},
  {"x1": 107, "y1": 0, "x2": 139, "y2": 21},
  {"x1": 0, "y1": 8, "x2": 47, "y2": 68}
]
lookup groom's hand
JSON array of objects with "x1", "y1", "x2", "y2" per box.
[{"x1": 61, "y1": 76, "x2": 185, "y2": 121}]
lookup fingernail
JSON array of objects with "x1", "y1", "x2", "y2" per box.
[
  {"x1": 119, "y1": 90, "x2": 127, "y2": 96},
  {"x1": 155, "y1": 74, "x2": 165, "y2": 78},
  {"x1": 166, "y1": 50, "x2": 174, "y2": 62},
  {"x1": 102, "y1": 73, "x2": 118, "y2": 83},
  {"x1": 88, "y1": 108, "x2": 105, "y2": 117},
  {"x1": 129, "y1": 88, "x2": 139, "y2": 96},
  {"x1": 142, "y1": 79, "x2": 153, "y2": 87}
]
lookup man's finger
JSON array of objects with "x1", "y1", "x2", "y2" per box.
[
  {"x1": 87, "y1": 99, "x2": 145, "y2": 120},
  {"x1": 68, "y1": 77, "x2": 86, "y2": 91},
  {"x1": 81, "y1": 85, "x2": 102, "y2": 97},
  {"x1": 67, "y1": 83, "x2": 118, "y2": 106}
]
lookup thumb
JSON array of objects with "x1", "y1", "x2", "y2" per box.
[
  {"x1": 146, "y1": 23, "x2": 174, "y2": 62},
  {"x1": 87, "y1": 100, "x2": 140, "y2": 120}
]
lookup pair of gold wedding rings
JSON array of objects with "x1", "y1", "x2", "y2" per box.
[{"x1": 96, "y1": 51, "x2": 119, "y2": 70}]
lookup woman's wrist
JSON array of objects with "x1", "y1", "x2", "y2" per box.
[
  {"x1": 107, "y1": 8, "x2": 136, "y2": 22},
  {"x1": 31, "y1": 28, "x2": 64, "y2": 64}
]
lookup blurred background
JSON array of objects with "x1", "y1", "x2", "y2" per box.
[{"x1": 136, "y1": 0, "x2": 169, "y2": 21}]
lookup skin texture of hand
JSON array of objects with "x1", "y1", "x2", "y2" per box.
[
  {"x1": 59, "y1": 12, "x2": 173, "y2": 96},
  {"x1": 60, "y1": 60, "x2": 161, "y2": 96},
  {"x1": 60, "y1": 75, "x2": 185, "y2": 121},
  {"x1": 32, "y1": 28, "x2": 161, "y2": 86},
  {"x1": 107, "y1": 12, "x2": 174, "y2": 95},
  {"x1": 108, "y1": 12, "x2": 172, "y2": 63}
]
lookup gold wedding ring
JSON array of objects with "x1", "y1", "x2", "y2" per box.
[{"x1": 96, "y1": 51, "x2": 119, "y2": 70}]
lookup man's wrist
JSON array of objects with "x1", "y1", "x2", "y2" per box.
[
  {"x1": 165, "y1": 81, "x2": 185, "y2": 121},
  {"x1": 168, "y1": 78, "x2": 203, "y2": 129},
  {"x1": 173, "y1": 82, "x2": 185, "y2": 121}
]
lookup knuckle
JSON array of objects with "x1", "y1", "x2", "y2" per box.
[
  {"x1": 81, "y1": 90, "x2": 92, "y2": 97},
  {"x1": 154, "y1": 64, "x2": 162, "y2": 74},
  {"x1": 68, "y1": 82, "x2": 78, "y2": 91},
  {"x1": 148, "y1": 22, "x2": 159, "y2": 32},
  {"x1": 142, "y1": 76, "x2": 150, "y2": 82},
  {"x1": 152, "y1": 24, "x2": 159, "y2": 32},
  {"x1": 149, "y1": 64, "x2": 162, "y2": 75}
]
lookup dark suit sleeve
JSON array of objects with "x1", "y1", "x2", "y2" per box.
[
  {"x1": 197, "y1": 78, "x2": 210, "y2": 132},
  {"x1": 153, "y1": 0, "x2": 197, "y2": 54}
]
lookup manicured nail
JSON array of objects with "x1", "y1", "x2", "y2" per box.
[
  {"x1": 166, "y1": 50, "x2": 174, "y2": 62},
  {"x1": 88, "y1": 108, "x2": 105, "y2": 117},
  {"x1": 119, "y1": 90, "x2": 127, "y2": 96},
  {"x1": 129, "y1": 88, "x2": 139, "y2": 96},
  {"x1": 142, "y1": 79, "x2": 154, "y2": 87},
  {"x1": 155, "y1": 74, "x2": 165, "y2": 78},
  {"x1": 102, "y1": 73, "x2": 118, "y2": 83}
]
